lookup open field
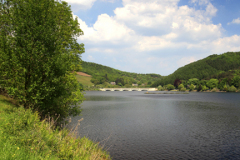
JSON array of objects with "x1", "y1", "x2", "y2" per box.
[{"x1": 76, "y1": 74, "x2": 94, "y2": 86}]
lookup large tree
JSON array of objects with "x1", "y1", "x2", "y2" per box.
[{"x1": 0, "y1": 0, "x2": 84, "y2": 122}]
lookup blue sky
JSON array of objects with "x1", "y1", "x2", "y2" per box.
[{"x1": 65, "y1": 0, "x2": 240, "y2": 75}]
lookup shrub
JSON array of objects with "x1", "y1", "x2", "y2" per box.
[
  {"x1": 178, "y1": 84, "x2": 184, "y2": 91},
  {"x1": 223, "y1": 84, "x2": 228, "y2": 91},
  {"x1": 166, "y1": 84, "x2": 175, "y2": 91},
  {"x1": 206, "y1": 79, "x2": 219, "y2": 89},
  {"x1": 211, "y1": 88, "x2": 218, "y2": 92},
  {"x1": 201, "y1": 85, "x2": 208, "y2": 91},
  {"x1": 180, "y1": 87, "x2": 186, "y2": 92},
  {"x1": 158, "y1": 85, "x2": 164, "y2": 91},
  {"x1": 228, "y1": 85, "x2": 237, "y2": 92},
  {"x1": 189, "y1": 84, "x2": 195, "y2": 91}
]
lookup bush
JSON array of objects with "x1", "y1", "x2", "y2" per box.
[
  {"x1": 223, "y1": 84, "x2": 228, "y2": 91},
  {"x1": 158, "y1": 85, "x2": 164, "y2": 91},
  {"x1": 189, "y1": 84, "x2": 195, "y2": 91},
  {"x1": 180, "y1": 87, "x2": 186, "y2": 92},
  {"x1": 228, "y1": 85, "x2": 237, "y2": 92},
  {"x1": 211, "y1": 88, "x2": 219, "y2": 92},
  {"x1": 166, "y1": 84, "x2": 175, "y2": 91},
  {"x1": 178, "y1": 84, "x2": 184, "y2": 91},
  {"x1": 201, "y1": 85, "x2": 208, "y2": 91},
  {"x1": 206, "y1": 79, "x2": 219, "y2": 89}
]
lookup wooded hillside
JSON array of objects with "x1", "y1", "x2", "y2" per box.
[
  {"x1": 80, "y1": 61, "x2": 162, "y2": 87},
  {"x1": 152, "y1": 51, "x2": 240, "y2": 87}
]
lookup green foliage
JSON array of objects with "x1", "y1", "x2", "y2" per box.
[
  {"x1": 180, "y1": 87, "x2": 186, "y2": 92},
  {"x1": 81, "y1": 61, "x2": 162, "y2": 87},
  {"x1": 206, "y1": 79, "x2": 219, "y2": 89},
  {"x1": 166, "y1": 84, "x2": 175, "y2": 91},
  {"x1": 0, "y1": 0, "x2": 84, "y2": 121},
  {"x1": 152, "y1": 52, "x2": 240, "y2": 87},
  {"x1": 218, "y1": 78, "x2": 228, "y2": 91},
  {"x1": 211, "y1": 88, "x2": 218, "y2": 92},
  {"x1": 201, "y1": 85, "x2": 208, "y2": 91},
  {"x1": 223, "y1": 84, "x2": 228, "y2": 91},
  {"x1": 188, "y1": 78, "x2": 199, "y2": 85},
  {"x1": 189, "y1": 84, "x2": 195, "y2": 91},
  {"x1": 231, "y1": 76, "x2": 240, "y2": 89},
  {"x1": 0, "y1": 95, "x2": 111, "y2": 160},
  {"x1": 228, "y1": 85, "x2": 237, "y2": 92},
  {"x1": 178, "y1": 84, "x2": 184, "y2": 90},
  {"x1": 158, "y1": 85, "x2": 164, "y2": 91}
]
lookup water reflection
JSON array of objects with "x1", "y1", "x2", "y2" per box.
[{"x1": 69, "y1": 91, "x2": 240, "y2": 160}]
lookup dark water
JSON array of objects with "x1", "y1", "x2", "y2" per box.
[{"x1": 68, "y1": 91, "x2": 240, "y2": 160}]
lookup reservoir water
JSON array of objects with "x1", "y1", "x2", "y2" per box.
[{"x1": 68, "y1": 91, "x2": 240, "y2": 160}]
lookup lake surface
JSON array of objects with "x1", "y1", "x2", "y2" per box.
[{"x1": 68, "y1": 91, "x2": 240, "y2": 160}]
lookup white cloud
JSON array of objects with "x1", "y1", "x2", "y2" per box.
[
  {"x1": 64, "y1": 0, "x2": 96, "y2": 11},
  {"x1": 75, "y1": 14, "x2": 135, "y2": 43},
  {"x1": 228, "y1": 18, "x2": 240, "y2": 25},
  {"x1": 178, "y1": 57, "x2": 196, "y2": 67},
  {"x1": 87, "y1": 55, "x2": 94, "y2": 61},
  {"x1": 75, "y1": 0, "x2": 240, "y2": 75}
]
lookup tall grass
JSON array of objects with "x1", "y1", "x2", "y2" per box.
[{"x1": 0, "y1": 95, "x2": 111, "y2": 160}]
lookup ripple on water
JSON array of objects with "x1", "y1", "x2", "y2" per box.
[{"x1": 69, "y1": 92, "x2": 240, "y2": 160}]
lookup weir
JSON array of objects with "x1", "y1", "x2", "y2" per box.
[{"x1": 99, "y1": 88, "x2": 157, "y2": 91}]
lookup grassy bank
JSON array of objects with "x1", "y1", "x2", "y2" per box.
[{"x1": 0, "y1": 95, "x2": 111, "y2": 160}]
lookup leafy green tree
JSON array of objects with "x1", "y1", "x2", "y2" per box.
[
  {"x1": 178, "y1": 84, "x2": 184, "y2": 90},
  {"x1": 199, "y1": 80, "x2": 207, "y2": 86},
  {"x1": 0, "y1": 0, "x2": 84, "y2": 122},
  {"x1": 188, "y1": 78, "x2": 199, "y2": 85},
  {"x1": 218, "y1": 78, "x2": 228, "y2": 91},
  {"x1": 206, "y1": 79, "x2": 219, "y2": 89},
  {"x1": 201, "y1": 85, "x2": 208, "y2": 91},
  {"x1": 189, "y1": 84, "x2": 195, "y2": 91},
  {"x1": 231, "y1": 76, "x2": 240, "y2": 89},
  {"x1": 166, "y1": 84, "x2": 175, "y2": 90},
  {"x1": 158, "y1": 85, "x2": 164, "y2": 91}
]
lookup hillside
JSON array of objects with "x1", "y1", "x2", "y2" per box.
[
  {"x1": 80, "y1": 61, "x2": 162, "y2": 87},
  {"x1": 152, "y1": 51, "x2": 240, "y2": 87}
]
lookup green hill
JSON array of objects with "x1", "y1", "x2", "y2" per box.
[
  {"x1": 152, "y1": 51, "x2": 240, "y2": 87},
  {"x1": 80, "y1": 61, "x2": 162, "y2": 87}
]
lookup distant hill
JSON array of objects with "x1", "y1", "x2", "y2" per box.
[
  {"x1": 80, "y1": 61, "x2": 162, "y2": 87},
  {"x1": 152, "y1": 51, "x2": 240, "y2": 87}
]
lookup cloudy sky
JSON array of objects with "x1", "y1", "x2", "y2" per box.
[{"x1": 65, "y1": 0, "x2": 240, "y2": 75}]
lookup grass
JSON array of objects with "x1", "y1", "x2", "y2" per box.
[
  {"x1": 0, "y1": 95, "x2": 111, "y2": 160},
  {"x1": 76, "y1": 75, "x2": 94, "y2": 86}
]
